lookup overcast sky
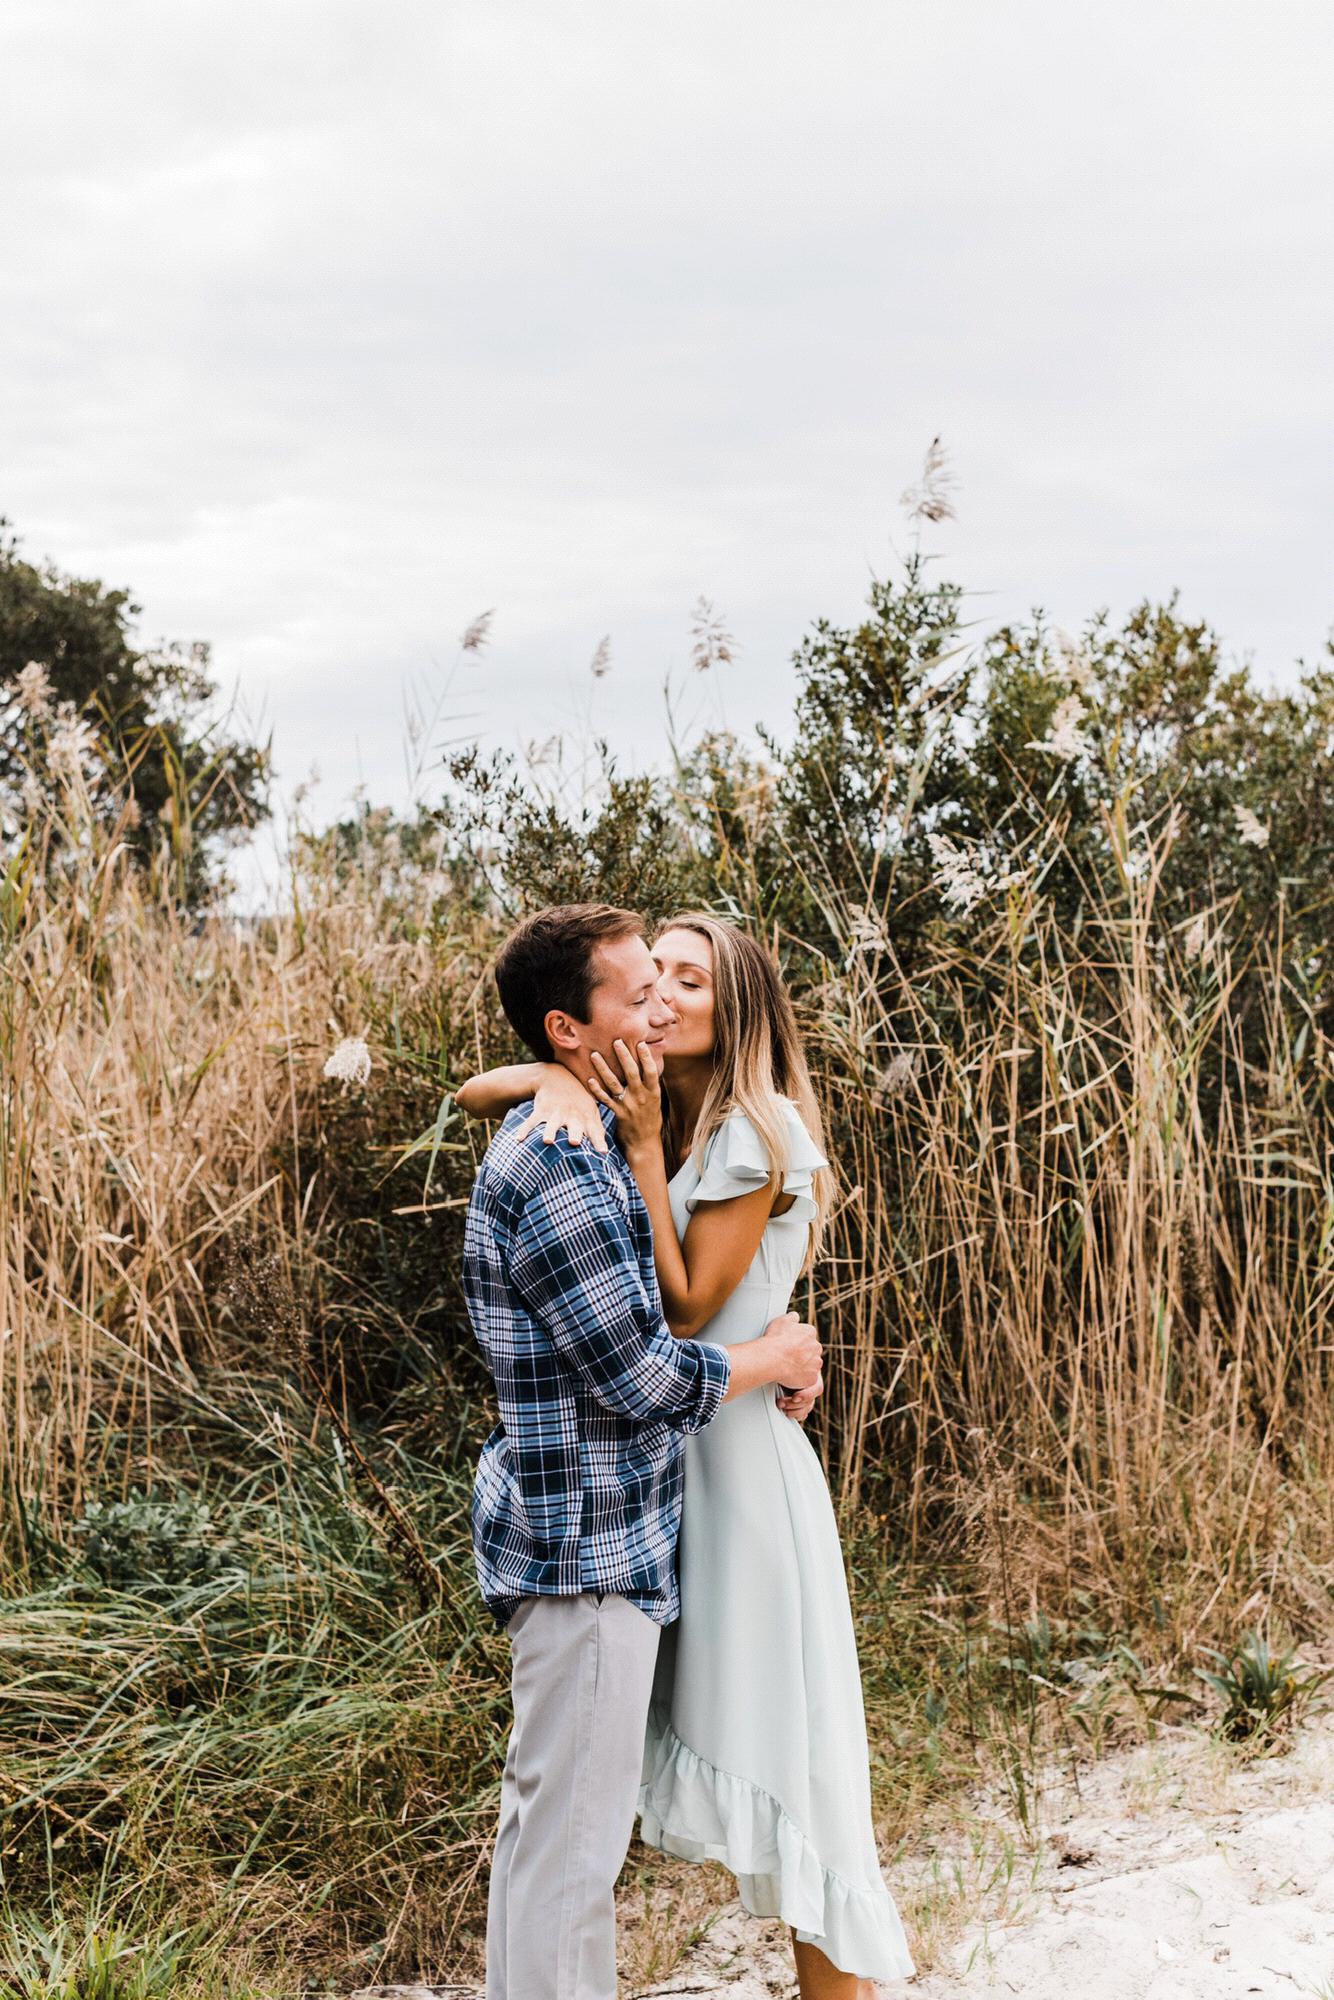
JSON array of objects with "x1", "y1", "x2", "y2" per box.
[{"x1": 3, "y1": 1, "x2": 1331, "y2": 884}]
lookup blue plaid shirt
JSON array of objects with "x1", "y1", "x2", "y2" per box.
[{"x1": 464, "y1": 1101, "x2": 731, "y2": 1628}]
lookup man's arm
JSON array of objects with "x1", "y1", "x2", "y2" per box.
[{"x1": 510, "y1": 1146, "x2": 731, "y2": 1431}]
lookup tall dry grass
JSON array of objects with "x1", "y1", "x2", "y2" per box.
[
  {"x1": 794, "y1": 797, "x2": 1334, "y2": 1650},
  {"x1": 1, "y1": 800, "x2": 493, "y2": 1535}
]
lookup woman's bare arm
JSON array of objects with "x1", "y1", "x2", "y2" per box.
[
  {"x1": 454, "y1": 1062, "x2": 550, "y2": 1118},
  {"x1": 455, "y1": 1060, "x2": 608, "y2": 1150},
  {"x1": 645, "y1": 1168, "x2": 777, "y2": 1339}
]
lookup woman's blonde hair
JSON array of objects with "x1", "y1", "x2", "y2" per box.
[{"x1": 652, "y1": 911, "x2": 834, "y2": 1263}]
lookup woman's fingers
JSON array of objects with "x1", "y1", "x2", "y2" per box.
[
  {"x1": 777, "y1": 1366, "x2": 823, "y2": 1420},
  {"x1": 610, "y1": 1038, "x2": 644, "y2": 1087},
  {"x1": 614, "y1": 1038, "x2": 658, "y2": 1091},
  {"x1": 582, "y1": 1113, "x2": 609, "y2": 1153},
  {"x1": 590, "y1": 1049, "x2": 625, "y2": 1094}
]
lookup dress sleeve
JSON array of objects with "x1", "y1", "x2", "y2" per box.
[{"x1": 684, "y1": 1101, "x2": 829, "y2": 1224}]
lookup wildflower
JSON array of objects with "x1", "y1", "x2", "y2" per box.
[
  {"x1": 460, "y1": 610, "x2": 494, "y2": 653},
  {"x1": 524, "y1": 734, "x2": 560, "y2": 768},
  {"x1": 20, "y1": 773, "x2": 44, "y2": 819},
  {"x1": 47, "y1": 705, "x2": 98, "y2": 779},
  {"x1": 323, "y1": 1036, "x2": 373, "y2": 1086},
  {"x1": 15, "y1": 661, "x2": 52, "y2": 717},
  {"x1": 1183, "y1": 913, "x2": 1209, "y2": 960},
  {"x1": 927, "y1": 830, "x2": 1024, "y2": 915},
  {"x1": 927, "y1": 831, "x2": 988, "y2": 913},
  {"x1": 1027, "y1": 692, "x2": 1091, "y2": 762},
  {"x1": 846, "y1": 912, "x2": 892, "y2": 955},
  {"x1": 1234, "y1": 804, "x2": 1270, "y2": 847},
  {"x1": 875, "y1": 1051, "x2": 920, "y2": 1100},
  {"x1": 900, "y1": 436, "x2": 957, "y2": 525},
  {"x1": 1050, "y1": 629, "x2": 1094, "y2": 689},
  {"x1": 589, "y1": 635, "x2": 612, "y2": 678},
  {"x1": 690, "y1": 598, "x2": 736, "y2": 672}
]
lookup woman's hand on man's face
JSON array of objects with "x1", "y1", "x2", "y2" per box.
[{"x1": 587, "y1": 1039, "x2": 664, "y2": 1151}]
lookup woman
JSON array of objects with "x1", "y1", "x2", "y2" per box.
[{"x1": 456, "y1": 913, "x2": 914, "y2": 1996}]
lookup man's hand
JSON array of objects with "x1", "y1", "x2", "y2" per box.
[
  {"x1": 759, "y1": 1309, "x2": 822, "y2": 1390},
  {"x1": 717, "y1": 1311, "x2": 822, "y2": 1405},
  {"x1": 777, "y1": 1371, "x2": 823, "y2": 1423}
]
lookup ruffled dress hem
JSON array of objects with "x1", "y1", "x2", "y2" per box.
[{"x1": 637, "y1": 1711, "x2": 916, "y2": 1984}]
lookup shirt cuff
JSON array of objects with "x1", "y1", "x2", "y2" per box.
[{"x1": 687, "y1": 1339, "x2": 731, "y2": 1430}]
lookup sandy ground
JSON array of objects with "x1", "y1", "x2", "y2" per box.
[{"x1": 348, "y1": 1707, "x2": 1334, "y2": 2000}]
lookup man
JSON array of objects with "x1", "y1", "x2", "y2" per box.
[{"x1": 463, "y1": 902, "x2": 823, "y2": 2000}]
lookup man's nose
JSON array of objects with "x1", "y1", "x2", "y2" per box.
[{"x1": 649, "y1": 993, "x2": 676, "y2": 1028}]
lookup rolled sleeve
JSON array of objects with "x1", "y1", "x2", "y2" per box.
[{"x1": 511, "y1": 1149, "x2": 731, "y2": 1428}]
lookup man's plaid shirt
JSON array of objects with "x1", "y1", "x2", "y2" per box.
[{"x1": 464, "y1": 1101, "x2": 731, "y2": 1628}]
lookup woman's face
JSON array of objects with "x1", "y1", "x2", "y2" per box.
[{"x1": 652, "y1": 927, "x2": 716, "y2": 1060}]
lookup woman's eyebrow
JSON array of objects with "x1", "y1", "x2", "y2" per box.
[{"x1": 656, "y1": 957, "x2": 712, "y2": 979}]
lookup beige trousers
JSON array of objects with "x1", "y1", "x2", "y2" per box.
[{"x1": 486, "y1": 1591, "x2": 662, "y2": 2000}]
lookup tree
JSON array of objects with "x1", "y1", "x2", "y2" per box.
[{"x1": 0, "y1": 519, "x2": 270, "y2": 898}]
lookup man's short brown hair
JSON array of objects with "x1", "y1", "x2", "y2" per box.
[{"x1": 494, "y1": 903, "x2": 644, "y2": 1061}]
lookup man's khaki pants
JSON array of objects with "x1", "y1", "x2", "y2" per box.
[{"x1": 486, "y1": 1591, "x2": 661, "y2": 2000}]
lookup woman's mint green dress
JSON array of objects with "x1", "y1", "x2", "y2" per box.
[{"x1": 636, "y1": 1101, "x2": 915, "y2": 1985}]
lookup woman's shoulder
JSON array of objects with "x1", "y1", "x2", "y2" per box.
[
  {"x1": 705, "y1": 1096, "x2": 822, "y2": 1158},
  {"x1": 686, "y1": 1098, "x2": 828, "y2": 1212}
]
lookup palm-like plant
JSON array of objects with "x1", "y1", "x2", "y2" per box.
[{"x1": 1196, "y1": 1630, "x2": 1331, "y2": 1744}]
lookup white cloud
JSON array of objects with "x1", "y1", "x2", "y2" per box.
[{"x1": 2, "y1": 0, "x2": 1331, "y2": 860}]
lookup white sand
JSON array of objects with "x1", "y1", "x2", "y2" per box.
[
  {"x1": 639, "y1": 1709, "x2": 1334, "y2": 1999},
  {"x1": 348, "y1": 1710, "x2": 1334, "y2": 2000}
]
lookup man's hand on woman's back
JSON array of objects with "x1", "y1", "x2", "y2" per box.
[{"x1": 720, "y1": 1310, "x2": 822, "y2": 1404}]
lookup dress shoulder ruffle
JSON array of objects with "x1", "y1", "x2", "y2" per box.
[{"x1": 684, "y1": 1099, "x2": 829, "y2": 1223}]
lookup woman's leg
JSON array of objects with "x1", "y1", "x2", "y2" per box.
[{"x1": 790, "y1": 1931, "x2": 875, "y2": 1999}]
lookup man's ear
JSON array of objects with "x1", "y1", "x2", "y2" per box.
[{"x1": 544, "y1": 1008, "x2": 583, "y2": 1055}]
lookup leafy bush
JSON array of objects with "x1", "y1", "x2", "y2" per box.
[{"x1": 69, "y1": 1489, "x2": 233, "y2": 1591}]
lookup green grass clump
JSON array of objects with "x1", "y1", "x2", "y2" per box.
[
  {"x1": 0, "y1": 1384, "x2": 509, "y2": 1996},
  {"x1": 1196, "y1": 1629, "x2": 1332, "y2": 1747}
]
